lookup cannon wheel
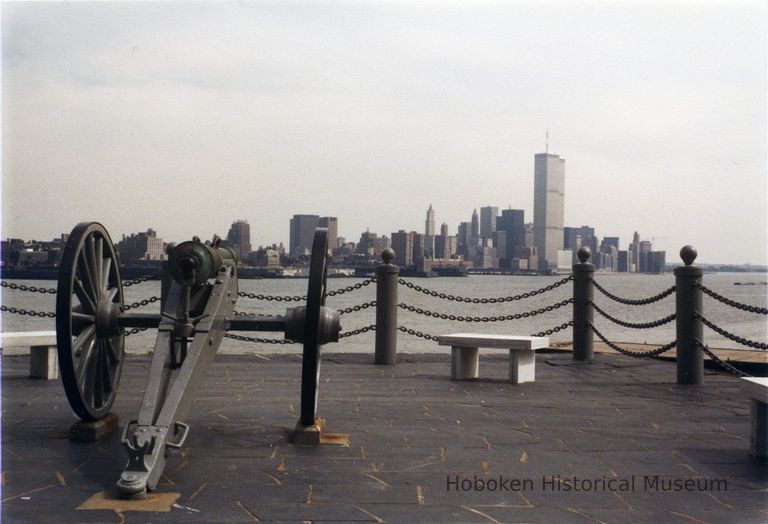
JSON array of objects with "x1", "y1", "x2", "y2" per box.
[
  {"x1": 300, "y1": 228, "x2": 329, "y2": 426},
  {"x1": 56, "y1": 222, "x2": 125, "y2": 421}
]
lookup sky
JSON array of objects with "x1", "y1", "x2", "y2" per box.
[{"x1": 2, "y1": 1, "x2": 766, "y2": 265}]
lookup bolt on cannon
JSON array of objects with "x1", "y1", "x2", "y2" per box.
[{"x1": 55, "y1": 222, "x2": 340, "y2": 497}]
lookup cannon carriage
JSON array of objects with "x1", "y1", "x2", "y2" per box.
[{"x1": 55, "y1": 221, "x2": 340, "y2": 497}]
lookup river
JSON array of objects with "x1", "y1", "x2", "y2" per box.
[{"x1": 2, "y1": 272, "x2": 766, "y2": 354}]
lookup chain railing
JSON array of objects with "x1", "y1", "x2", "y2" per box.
[
  {"x1": 696, "y1": 283, "x2": 768, "y2": 315},
  {"x1": 397, "y1": 275, "x2": 572, "y2": 303},
  {"x1": 121, "y1": 273, "x2": 161, "y2": 287},
  {"x1": 589, "y1": 277, "x2": 676, "y2": 306},
  {"x1": 589, "y1": 299, "x2": 676, "y2": 330},
  {"x1": 1, "y1": 281, "x2": 57, "y2": 294},
  {"x1": 0, "y1": 305, "x2": 56, "y2": 318},
  {"x1": 397, "y1": 298, "x2": 572, "y2": 323},
  {"x1": 694, "y1": 339, "x2": 750, "y2": 377},
  {"x1": 587, "y1": 320, "x2": 677, "y2": 358},
  {"x1": 694, "y1": 312, "x2": 768, "y2": 350}
]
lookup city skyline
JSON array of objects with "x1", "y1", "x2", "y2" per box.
[{"x1": 2, "y1": 3, "x2": 765, "y2": 265}]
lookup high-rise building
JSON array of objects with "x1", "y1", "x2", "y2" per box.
[
  {"x1": 533, "y1": 152, "x2": 565, "y2": 271},
  {"x1": 480, "y1": 206, "x2": 499, "y2": 239},
  {"x1": 412, "y1": 232, "x2": 426, "y2": 265},
  {"x1": 639, "y1": 240, "x2": 653, "y2": 273},
  {"x1": 425, "y1": 204, "x2": 436, "y2": 237},
  {"x1": 457, "y1": 222, "x2": 472, "y2": 259},
  {"x1": 497, "y1": 209, "x2": 525, "y2": 251},
  {"x1": 440, "y1": 223, "x2": 449, "y2": 236},
  {"x1": 391, "y1": 230, "x2": 414, "y2": 267},
  {"x1": 289, "y1": 214, "x2": 320, "y2": 256},
  {"x1": 564, "y1": 225, "x2": 597, "y2": 265},
  {"x1": 470, "y1": 209, "x2": 479, "y2": 244},
  {"x1": 424, "y1": 205, "x2": 436, "y2": 258},
  {"x1": 226, "y1": 220, "x2": 252, "y2": 259},
  {"x1": 319, "y1": 217, "x2": 338, "y2": 252}
]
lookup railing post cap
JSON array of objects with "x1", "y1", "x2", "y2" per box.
[
  {"x1": 680, "y1": 245, "x2": 697, "y2": 266},
  {"x1": 381, "y1": 248, "x2": 395, "y2": 265},
  {"x1": 577, "y1": 247, "x2": 591, "y2": 263}
]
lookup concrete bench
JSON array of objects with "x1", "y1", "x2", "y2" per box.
[
  {"x1": 0, "y1": 331, "x2": 59, "y2": 379},
  {"x1": 740, "y1": 377, "x2": 768, "y2": 460},
  {"x1": 437, "y1": 334, "x2": 549, "y2": 384}
]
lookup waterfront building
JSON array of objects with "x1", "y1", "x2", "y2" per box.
[
  {"x1": 412, "y1": 232, "x2": 426, "y2": 266},
  {"x1": 514, "y1": 245, "x2": 538, "y2": 273},
  {"x1": 391, "y1": 230, "x2": 414, "y2": 267},
  {"x1": 116, "y1": 229, "x2": 164, "y2": 262},
  {"x1": 480, "y1": 206, "x2": 499, "y2": 239},
  {"x1": 289, "y1": 214, "x2": 320, "y2": 256},
  {"x1": 557, "y1": 250, "x2": 573, "y2": 272},
  {"x1": 649, "y1": 251, "x2": 666, "y2": 274},
  {"x1": 319, "y1": 217, "x2": 338, "y2": 252},
  {"x1": 533, "y1": 152, "x2": 565, "y2": 271},
  {"x1": 493, "y1": 231, "x2": 507, "y2": 268},
  {"x1": 226, "y1": 220, "x2": 252, "y2": 259},
  {"x1": 434, "y1": 234, "x2": 457, "y2": 259}
]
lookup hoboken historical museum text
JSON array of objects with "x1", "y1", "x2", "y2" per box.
[{"x1": 446, "y1": 475, "x2": 727, "y2": 493}]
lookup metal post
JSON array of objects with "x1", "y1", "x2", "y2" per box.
[
  {"x1": 375, "y1": 248, "x2": 399, "y2": 365},
  {"x1": 674, "y1": 245, "x2": 703, "y2": 385},
  {"x1": 572, "y1": 247, "x2": 594, "y2": 361}
]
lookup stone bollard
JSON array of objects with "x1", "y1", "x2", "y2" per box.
[
  {"x1": 572, "y1": 247, "x2": 594, "y2": 361},
  {"x1": 375, "y1": 248, "x2": 399, "y2": 365},
  {"x1": 675, "y1": 245, "x2": 704, "y2": 385}
]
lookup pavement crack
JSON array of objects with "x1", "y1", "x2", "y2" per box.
[
  {"x1": 566, "y1": 507, "x2": 608, "y2": 523},
  {"x1": 261, "y1": 470, "x2": 283, "y2": 486},
  {"x1": 354, "y1": 504, "x2": 384, "y2": 523},
  {"x1": 187, "y1": 483, "x2": 208, "y2": 502}
]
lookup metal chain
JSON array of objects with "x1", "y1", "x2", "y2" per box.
[
  {"x1": 326, "y1": 278, "x2": 377, "y2": 297},
  {"x1": 694, "y1": 312, "x2": 768, "y2": 350},
  {"x1": 694, "y1": 339, "x2": 751, "y2": 377},
  {"x1": 531, "y1": 320, "x2": 573, "y2": 337},
  {"x1": 121, "y1": 273, "x2": 161, "y2": 287},
  {"x1": 696, "y1": 283, "x2": 768, "y2": 315},
  {"x1": 224, "y1": 333, "x2": 295, "y2": 344},
  {"x1": 587, "y1": 320, "x2": 677, "y2": 357},
  {"x1": 0, "y1": 304, "x2": 56, "y2": 318},
  {"x1": 237, "y1": 291, "x2": 305, "y2": 302},
  {"x1": 337, "y1": 301, "x2": 377, "y2": 316},
  {"x1": 397, "y1": 275, "x2": 573, "y2": 303},
  {"x1": 339, "y1": 324, "x2": 377, "y2": 338},
  {"x1": 0, "y1": 280, "x2": 57, "y2": 294},
  {"x1": 589, "y1": 277, "x2": 676, "y2": 306},
  {"x1": 397, "y1": 298, "x2": 573, "y2": 322},
  {"x1": 125, "y1": 327, "x2": 149, "y2": 337},
  {"x1": 397, "y1": 325, "x2": 439, "y2": 341},
  {"x1": 589, "y1": 299, "x2": 676, "y2": 329},
  {"x1": 123, "y1": 296, "x2": 161, "y2": 311}
]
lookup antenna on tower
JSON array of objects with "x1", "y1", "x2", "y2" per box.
[{"x1": 546, "y1": 128, "x2": 549, "y2": 154}]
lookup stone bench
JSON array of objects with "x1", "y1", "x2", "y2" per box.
[
  {"x1": 0, "y1": 331, "x2": 59, "y2": 379},
  {"x1": 741, "y1": 377, "x2": 768, "y2": 460},
  {"x1": 437, "y1": 334, "x2": 549, "y2": 384}
]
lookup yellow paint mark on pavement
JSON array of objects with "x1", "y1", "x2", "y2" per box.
[
  {"x1": 416, "y1": 485, "x2": 424, "y2": 505},
  {"x1": 439, "y1": 447, "x2": 446, "y2": 462},
  {"x1": 355, "y1": 505, "x2": 384, "y2": 523},
  {"x1": 519, "y1": 450, "x2": 528, "y2": 464},
  {"x1": 76, "y1": 491, "x2": 180, "y2": 513},
  {"x1": 187, "y1": 483, "x2": 208, "y2": 502},
  {"x1": 461, "y1": 505, "x2": 501, "y2": 523},
  {"x1": 235, "y1": 500, "x2": 260, "y2": 521},
  {"x1": 304, "y1": 484, "x2": 313, "y2": 504},
  {"x1": 55, "y1": 471, "x2": 66, "y2": 486},
  {"x1": 363, "y1": 473, "x2": 389, "y2": 488},
  {"x1": 262, "y1": 471, "x2": 283, "y2": 486},
  {"x1": 480, "y1": 461, "x2": 489, "y2": 474}
]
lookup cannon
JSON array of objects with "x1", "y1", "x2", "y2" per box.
[{"x1": 55, "y1": 222, "x2": 340, "y2": 497}]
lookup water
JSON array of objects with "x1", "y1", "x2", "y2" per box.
[{"x1": 2, "y1": 273, "x2": 766, "y2": 354}]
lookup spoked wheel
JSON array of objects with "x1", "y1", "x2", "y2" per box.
[
  {"x1": 56, "y1": 222, "x2": 125, "y2": 421},
  {"x1": 299, "y1": 228, "x2": 329, "y2": 426}
]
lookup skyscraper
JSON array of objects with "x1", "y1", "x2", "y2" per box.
[
  {"x1": 319, "y1": 217, "x2": 338, "y2": 250},
  {"x1": 226, "y1": 220, "x2": 252, "y2": 259},
  {"x1": 533, "y1": 153, "x2": 565, "y2": 271},
  {"x1": 289, "y1": 214, "x2": 319, "y2": 256},
  {"x1": 470, "y1": 209, "x2": 479, "y2": 244},
  {"x1": 424, "y1": 204, "x2": 436, "y2": 258},
  {"x1": 425, "y1": 204, "x2": 436, "y2": 237},
  {"x1": 479, "y1": 206, "x2": 499, "y2": 239}
]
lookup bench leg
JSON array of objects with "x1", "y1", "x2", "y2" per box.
[
  {"x1": 451, "y1": 347, "x2": 479, "y2": 380},
  {"x1": 750, "y1": 399, "x2": 768, "y2": 460},
  {"x1": 30, "y1": 345, "x2": 58, "y2": 380},
  {"x1": 509, "y1": 350, "x2": 535, "y2": 384}
]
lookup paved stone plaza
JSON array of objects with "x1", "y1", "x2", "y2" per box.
[{"x1": 2, "y1": 352, "x2": 766, "y2": 522}]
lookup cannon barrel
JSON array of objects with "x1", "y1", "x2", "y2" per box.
[{"x1": 167, "y1": 240, "x2": 238, "y2": 286}]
